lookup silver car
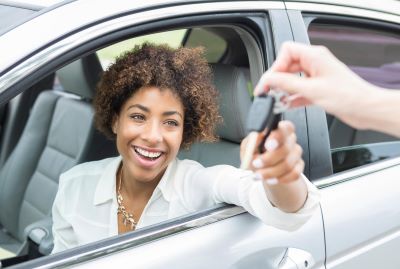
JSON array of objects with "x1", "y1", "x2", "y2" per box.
[{"x1": 0, "y1": 0, "x2": 399, "y2": 268}]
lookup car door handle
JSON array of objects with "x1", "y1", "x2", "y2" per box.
[{"x1": 278, "y1": 248, "x2": 315, "y2": 269}]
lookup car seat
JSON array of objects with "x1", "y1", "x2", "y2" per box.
[{"x1": 178, "y1": 64, "x2": 251, "y2": 167}]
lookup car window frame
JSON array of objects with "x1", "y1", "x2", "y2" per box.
[{"x1": 285, "y1": 9, "x2": 334, "y2": 180}]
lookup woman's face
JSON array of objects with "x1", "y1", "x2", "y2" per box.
[{"x1": 113, "y1": 86, "x2": 184, "y2": 183}]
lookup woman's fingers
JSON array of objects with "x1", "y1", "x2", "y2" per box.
[
  {"x1": 250, "y1": 121, "x2": 304, "y2": 182},
  {"x1": 254, "y1": 144, "x2": 303, "y2": 180},
  {"x1": 253, "y1": 132, "x2": 297, "y2": 168},
  {"x1": 278, "y1": 159, "x2": 305, "y2": 184},
  {"x1": 249, "y1": 120, "x2": 304, "y2": 184}
]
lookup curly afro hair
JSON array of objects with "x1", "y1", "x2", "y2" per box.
[{"x1": 94, "y1": 43, "x2": 221, "y2": 149}]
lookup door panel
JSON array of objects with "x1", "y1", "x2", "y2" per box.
[
  {"x1": 70, "y1": 7, "x2": 326, "y2": 268},
  {"x1": 318, "y1": 159, "x2": 400, "y2": 268},
  {"x1": 72, "y1": 211, "x2": 325, "y2": 269}
]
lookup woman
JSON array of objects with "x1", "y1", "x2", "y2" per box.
[{"x1": 51, "y1": 43, "x2": 320, "y2": 253}]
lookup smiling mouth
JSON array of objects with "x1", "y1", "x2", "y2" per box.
[{"x1": 133, "y1": 146, "x2": 163, "y2": 161}]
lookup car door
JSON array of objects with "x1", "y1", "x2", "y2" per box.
[
  {"x1": 0, "y1": 1, "x2": 326, "y2": 268},
  {"x1": 66, "y1": 5, "x2": 327, "y2": 269},
  {"x1": 285, "y1": 1, "x2": 400, "y2": 268}
]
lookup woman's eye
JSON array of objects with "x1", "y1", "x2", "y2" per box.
[
  {"x1": 165, "y1": 120, "x2": 179, "y2": 127},
  {"x1": 130, "y1": 114, "x2": 145, "y2": 121}
]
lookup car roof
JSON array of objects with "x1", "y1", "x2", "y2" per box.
[
  {"x1": 0, "y1": 0, "x2": 398, "y2": 74},
  {"x1": 0, "y1": 0, "x2": 64, "y2": 10},
  {"x1": 285, "y1": 0, "x2": 400, "y2": 16},
  {"x1": 3, "y1": 0, "x2": 399, "y2": 14}
]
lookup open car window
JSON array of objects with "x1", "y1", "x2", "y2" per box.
[
  {"x1": 97, "y1": 29, "x2": 187, "y2": 69},
  {"x1": 0, "y1": 20, "x2": 264, "y2": 266}
]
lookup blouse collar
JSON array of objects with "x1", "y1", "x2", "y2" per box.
[{"x1": 93, "y1": 156, "x2": 178, "y2": 206}]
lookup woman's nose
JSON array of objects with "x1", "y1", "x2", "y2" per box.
[{"x1": 142, "y1": 121, "x2": 163, "y2": 144}]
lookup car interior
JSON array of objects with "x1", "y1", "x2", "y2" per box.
[{"x1": 0, "y1": 25, "x2": 259, "y2": 266}]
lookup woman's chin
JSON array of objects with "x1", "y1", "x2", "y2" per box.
[{"x1": 133, "y1": 170, "x2": 165, "y2": 184}]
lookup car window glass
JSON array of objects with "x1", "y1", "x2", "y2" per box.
[
  {"x1": 97, "y1": 29, "x2": 187, "y2": 69},
  {"x1": 308, "y1": 24, "x2": 400, "y2": 89},
  {"x1": 308, "y1": 21, "x2": 400, "y2": 172}
]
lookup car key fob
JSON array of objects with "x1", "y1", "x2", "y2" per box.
[
  {"x1": 240, "y1": 94, "x2": 282, "y2": 169},
  {"x1": 246, "y1": 94, "x2": 281, "y2": 153}
]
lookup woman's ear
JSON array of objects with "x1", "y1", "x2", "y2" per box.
[{"x1": 112, "y1": 116, "x2": 118, "y2": 134}]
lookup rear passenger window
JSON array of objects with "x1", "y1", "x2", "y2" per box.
[
  {"x1": 309, "y1": 23, "x2": 399, "y2": 89},
  {"x1": 308, "y1": 20, "x2": 400, "y2": 172}
]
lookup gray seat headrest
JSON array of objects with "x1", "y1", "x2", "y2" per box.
[
  {"x1": 211, "y1": 64, "x2": 252, "y2": 143},
  {"x1": 56, "y1": 53, "x2": 103, "y2": 100}
]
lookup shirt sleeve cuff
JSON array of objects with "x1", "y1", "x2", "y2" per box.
[{"x1": 243, "y1": 175, "x2": 321, "y2": 231}]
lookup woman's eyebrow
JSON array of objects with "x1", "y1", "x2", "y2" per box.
[
  {"x1": 127, "y1": 104, "x2": 182, "y2": 119},
  {"x1": 127, "y1": 104, "x2": 149, "y2": 112},
  {"x1": 163, "y1": 111, "x2": 183, "y2": 119}
]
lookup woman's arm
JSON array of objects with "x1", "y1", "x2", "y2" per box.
[
  {"x1": 51, "y1": 179, "x2": 78, "y2": 254},
  {"x1": 241, "y1": 120, "x2": 308, "y2": 213},
  {"x1": 185, "y1": 120, "x2": 319, "y2": 231}
]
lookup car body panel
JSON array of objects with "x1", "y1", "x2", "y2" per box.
[
  {"x1": 285, "y1": 1, "x2": 400, "y2": 23},
  {"x1": 322, "y1": 166, "x2": 400, "y2": 268},
  {"x1": 285, "y1": 0, "x2": 400, "y2": 17},
  {"x1": 316, "y1": 158, "x2": 400, "y2": 268},
  {"x1": 72, "y1": 210, "x2": 325, "y2": 269}
]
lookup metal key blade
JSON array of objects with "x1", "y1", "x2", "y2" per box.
[{"x1": 240, "y1": 131, "x2": 258, "y2": 170}]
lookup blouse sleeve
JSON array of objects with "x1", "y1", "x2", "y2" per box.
[
  {"x1": 188, "y1": 164, "x2": 320, "y2": 231},
  {"x1": 51, "y1": 175, "x2": 78, "y2": 253}
]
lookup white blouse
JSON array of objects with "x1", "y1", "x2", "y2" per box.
[{"x1": 52, "y1": 156, "x2": 320, "y2": 253}]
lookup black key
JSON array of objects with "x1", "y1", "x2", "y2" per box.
[{"x1": 246, "y1": 95, "x2": 281, "y2": 153}]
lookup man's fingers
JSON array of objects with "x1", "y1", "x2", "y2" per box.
[
  {"x1": 275, "y1": 42, "x2": 329, "y2": 75},
  {"x1": 255, "y1": 72, "x2": 313, "y2": 97},
  {"x1": 287, "y1": 94, "x2": 312, "y2": 108},
  {"x1": 255, "y1": 42, "x2": 337, "y2": 96}
]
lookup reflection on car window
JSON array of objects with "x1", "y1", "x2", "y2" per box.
[
  {"x1": 184, "y1": 28, "x2": 227, "y2": 63},
  {"x1": 97, "y1": 29, "x2": 187, "y2": 69},
  {"x1": 308, "y1": 21, "x2": 400, "y2": 170},
  {"x1": 308, "y1": 24, "x2": 400, "y2": 89}
]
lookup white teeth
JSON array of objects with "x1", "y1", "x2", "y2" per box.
[{"x1": 135, "y1": 147, "x2": 162, "y2": 158}]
